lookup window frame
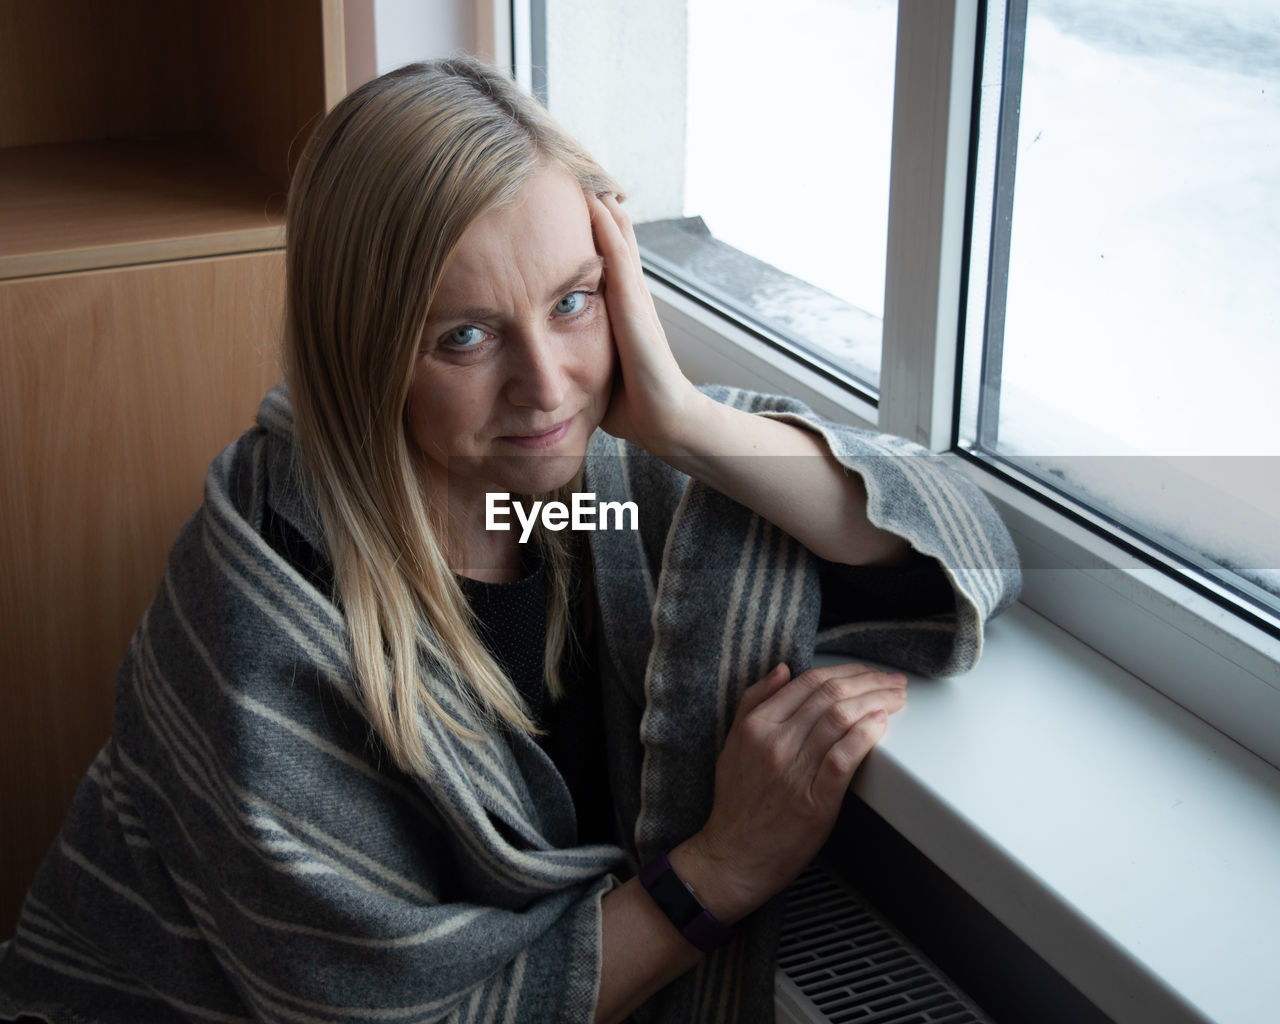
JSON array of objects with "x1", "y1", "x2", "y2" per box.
[
  {"x1": 514, "y1": 0, "x2": 1280, "y2": 769},
  {"x1": 943, "y1": 0, "x2": 1280, "y2": 766}
]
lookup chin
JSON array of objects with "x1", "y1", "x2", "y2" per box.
[{"x1": 490, "y1": 452, "x2": 585, "y2": 497}]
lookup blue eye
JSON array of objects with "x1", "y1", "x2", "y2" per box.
[
  {"x1": 442, "y1": 325, "x2": 486, "y2": 349},
  {"x1": 554, "y1": 292, "x2": 588, "y2": 316}
]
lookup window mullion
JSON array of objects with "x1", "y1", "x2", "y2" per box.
[
  {"x1": 879, "y1": 0, "x2": 979, "y2": 451},
  {"x1": 510, "y1": 0, "x2": 535, "y2": 93},
  {"x1": 974, "y1": 0, "x2": 1028, "y2": 451}
]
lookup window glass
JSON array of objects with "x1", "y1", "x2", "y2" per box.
[
  {"x1": 960, "y1": 0, "x2": 1280, "y2": 623},
  {"x1": 670, "y1": 0, "x2": 901, "y2": 391},
  {"x1": 539, "y1": 1, "x2": 897, "y2": 394}
]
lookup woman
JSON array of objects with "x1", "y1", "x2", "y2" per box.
[{"x1": 0, "y1": 58, "x2": 1019, "y2": 1023}]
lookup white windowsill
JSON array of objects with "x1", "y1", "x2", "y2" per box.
[{"x1": 816, "y1": 603, "x2": 1280, "y2": 1024}]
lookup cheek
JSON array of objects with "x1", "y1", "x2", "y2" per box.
[
  {"x1": 404, "y1": 385, "x2": 436, "y2": 457},
  {"x1": 406, "y1": 365, "x2": 483, "y2": 456}
]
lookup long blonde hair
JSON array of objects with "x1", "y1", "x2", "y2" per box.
[{"x1": 284, "y1": 57, "x2": 620, "y2": 775}]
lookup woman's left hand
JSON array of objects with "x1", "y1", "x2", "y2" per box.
[{"x1": 589, "y1": 193, "x2": 706, "y2": 451}]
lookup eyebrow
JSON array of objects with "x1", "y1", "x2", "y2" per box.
[{"x1": 426, "y1": 255, "x2": 605, "y2": 325}]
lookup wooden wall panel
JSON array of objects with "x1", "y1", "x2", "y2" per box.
[{"x1": 0, "y1": 251, "x2": 284, "y2": 936}]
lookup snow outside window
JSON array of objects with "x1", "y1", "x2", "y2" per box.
[{"x1": 959, "y1": 0, "x2": 1280, "y2": 633}]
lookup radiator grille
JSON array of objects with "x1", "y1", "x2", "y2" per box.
[{"x1": 775, "y1": 864, "x2": 994, "y2": 1024}]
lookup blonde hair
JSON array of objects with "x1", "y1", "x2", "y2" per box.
[{"x1": 284, "y1": 57, "x2": 621, "y2": 775}]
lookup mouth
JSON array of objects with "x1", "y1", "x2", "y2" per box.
[{"x1": 498, "y1": 417, "x2": 574, "y2": 450}]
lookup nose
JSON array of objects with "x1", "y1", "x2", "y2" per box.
[{"x1": 504, "y1": 325, "x2": 571, "y2": 411}]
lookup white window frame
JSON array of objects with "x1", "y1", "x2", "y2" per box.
[
  {"x1": 876, "y1": 0, "x2": 1280, "y2": 770},
  {"x1": 603, "y1": 0, "x2": 1280, "y2": 771}
]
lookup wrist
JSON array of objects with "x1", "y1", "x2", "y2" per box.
[
  {"x1": 638, "y1": 850, "x2": 738, "y2": 953},
  {"x1": 637, "y1": 387, "x2": 720, "y2": 457},
  {"x1": 666, "y1": 834, "x2": 757, "y2": 927}
]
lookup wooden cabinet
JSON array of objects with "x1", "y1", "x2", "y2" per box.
[{"x1": 0, "y1": 1, "x2": 347, "y2": 936}]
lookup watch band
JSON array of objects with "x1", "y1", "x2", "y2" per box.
[{"x1": 639, "y1": 851, "x2": 737, "y2": 953}]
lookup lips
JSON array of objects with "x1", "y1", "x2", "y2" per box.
[{"x1": 498, "y1": 418, "x2": 574, "y2": 450}]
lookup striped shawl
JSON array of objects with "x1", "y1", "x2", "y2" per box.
[{"x1": 0, "y1": 385, "x2": 1019, "y2": 1023}]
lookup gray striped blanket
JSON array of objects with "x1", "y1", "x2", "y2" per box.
[{"x1": 0, "y1": 385, "x2": 1019, "y2": 1023}]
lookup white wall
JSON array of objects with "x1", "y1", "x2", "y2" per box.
[
  {"x1": 374, "y1": 0, "x2": 477, "y2": 72},
  {"x1": 544, "y1": 0, "x2": 686, "y2": 222}
]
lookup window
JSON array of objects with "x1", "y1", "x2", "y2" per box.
[
  {"x1": 655, "y1": 0, "x2": 898, "y2": 393},
  {"x1": 541, "y1": 0, "x2": 898, "y2": 397},
  {"x1": 960, "y1": 0, "x2": 1280, "y2": 634},
  {"x1": 527, "y1": 0, "x2": 1280, "y2": 769}
]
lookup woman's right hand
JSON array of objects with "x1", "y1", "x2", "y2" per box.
[{"x1": 668, "y1": 662, "x2": 907, "y2": 923}]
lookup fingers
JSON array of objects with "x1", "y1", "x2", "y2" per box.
[
  {"x1": 587, "y1": 192, "x2": 656, "y2": 329},
  {"x1": 593, "y1": 191, "x2": 641, "y2": 263},
  {"x1": 756, "y1": 662, "x2": 905, "y2": 723},
  {"x1": 736, "y1": 663, "x2": 792, "y2": 718},
  {"x1": 588, "y1": 192, "x2": 637, "y2": 277},
  {"x1": 795, "y1": 683, "x2": 905, "y2": 769},
  {"x1": 811, "y1": 709, "x2": 889, "y2": 807},
  {"x1": 733, "y1": 663, "x2": 906, "y2": 797}
]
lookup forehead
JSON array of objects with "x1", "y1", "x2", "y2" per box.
[{"x1": 430, "y1": 164, "x2": 596, "y2": 313}]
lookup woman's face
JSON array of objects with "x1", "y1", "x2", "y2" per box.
[{"x1": 407, "y1": 163, "x2": 613, "y2": 509}]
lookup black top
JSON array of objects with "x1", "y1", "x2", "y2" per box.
[
  {"x1": 262, "y1": 506, "x2": 953, "y2": 848},
  {"x1": 460, "y1": 556, "x2": 615, "y2": 844}
]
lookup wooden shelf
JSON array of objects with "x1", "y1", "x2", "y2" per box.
[
  {"x1": 0, "y1": 136, "x2": 287, "y2": 280},
  {"x1": 0, "y1": 0, "x2": 347, "y2": 942}
]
